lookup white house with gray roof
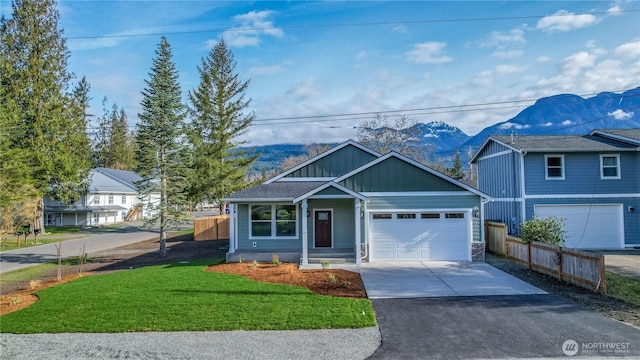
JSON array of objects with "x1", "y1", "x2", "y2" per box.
[
  {"x1": 470, "y1": 128, "x2": 640, "y2": 249},
  {"x1": 44, "y1": 168, "x2": 157, "y2": 227}
]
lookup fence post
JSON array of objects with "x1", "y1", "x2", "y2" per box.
[
  {"x1": 599, "y1": 255, "x2": 607, "y2": 294},
  {"x1": 527, "y1": 243, "x2": 532, "y2": 270},
  {"x1": 557, "y1": 248, "x2": 563, "y2": 282},
  {"x1": 503, "y1": 225, "x2": 508, "y2": 257}
]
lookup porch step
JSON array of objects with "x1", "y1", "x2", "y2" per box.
[{"x1": 307, "y1": 257, "x2": 356, "y2": 264}]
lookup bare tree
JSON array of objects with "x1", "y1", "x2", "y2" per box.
[
  {"x1": 357, "y1": 114, "x2": 428, "y2": 162},
  {"x1": 281, "y1": 143, "x2": 331, "y2": 171}
]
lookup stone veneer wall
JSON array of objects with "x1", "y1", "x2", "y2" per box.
[{"x1": 472, "y1": 242, "x2": 486, "y2": 262}]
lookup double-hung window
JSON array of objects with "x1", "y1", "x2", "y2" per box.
[
  {"x1": 545, "y1": 155, "x2": 564, "y2": 180},
  {"x1": 600, "y1": 154, "x2": 620, "y2": 179},
  {"x1": 250, "y1": 204, "x2": 297, "y2": 238}
]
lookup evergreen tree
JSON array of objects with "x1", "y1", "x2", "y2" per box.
[
  {"x1": 450, "y1": 150, "x2": 464, "y2": 178},
  {"x1": 91, "y1": 96, "x2": 111, "y2": 168},
  {"x1": 92, "y1": 98, "x2": 137, "y2": 170},
  {"x1": 135, "y1": 36, "x2": 189, "y2": 257},
  {"x1": 1, "y1": 0, "x2": 91, "y2": 232},
  {"x1": 187, "y1": 38, "x2": 258, "y2": 207}
]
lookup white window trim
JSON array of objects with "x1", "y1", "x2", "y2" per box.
[
  {"x1": 249, "y1": 204, "x2": 299, "y2": 240},
  {"x1": 600, "y1": 154, "x2": 621, "y2": 180},
  {"x1": 93, "y1": 195, "x2": 100, "y2": 205},
  {"x1": 544, "y1": 154, "x2": 565, "y2": 180}
]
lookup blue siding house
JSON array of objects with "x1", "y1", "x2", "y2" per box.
[
  {"x1": 224, "y1": 140, "x2": 490, "y2": 264},
  {"x1": 470, "y1": 129, "x2": 640, "y2": 249}
]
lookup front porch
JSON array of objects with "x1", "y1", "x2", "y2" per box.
[{"x1": 226, "y1": 248, "x2": 358, "y2": 265}]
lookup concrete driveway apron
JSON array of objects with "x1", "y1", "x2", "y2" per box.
[{"x1": 358, "y1": 261, "x2": 546, "y2": 299}]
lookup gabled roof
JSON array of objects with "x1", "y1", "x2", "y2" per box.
[
  {"x1": 264, "y1": 140, "x2": 381, "y2": 184},
  {"x1": 293, "y1": 182, "x2": 369, "y2": 203},
  {"x1": 590, "y1": 128, "x2": 640, "y2": 146},
  {"x1": 470, "y1": 132, "x2": 639, "y2": 163},
  {"x1": 223, "y1": 181, "x2": 328, "y2": 202},
  {"x1": 94, "y1": 167, "x2": 143, "y2": 188},
  {"x1": 334, "y1": 152, "x2": 491, "y2": 199},
  {"x1": 88, "y1": 170, "x2": 139, "y2": 194}
]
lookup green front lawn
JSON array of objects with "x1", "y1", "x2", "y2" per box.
[
  {"x1": 1, "y1": 259, "x2": 376, "y2": 333},
  {"x1": 606, "y1": 271, "x2": 640, "y2": 306}
]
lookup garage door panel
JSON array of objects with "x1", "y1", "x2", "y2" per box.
[
  {"x1": 370, "y1": 212, "x2": 470, "y2": 261},
  {"x1": 534, "y1": 205, "x2": 623, "y2": 249}
]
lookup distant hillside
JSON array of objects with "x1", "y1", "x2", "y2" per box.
[{"x1": 248, "y1": 86, "x2": 640, "y2": 170}]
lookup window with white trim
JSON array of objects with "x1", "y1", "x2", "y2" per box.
[
  {"x1": 93, "y1": 195, "x2": 99, "y2": 204},
  {"x1": 121, "y1": 195, "x2": 127, "y2": 204},
  {"x1": 250, "y1": 204, "x2": 297, "y2": 238},
  {"x1": 600, "y1": 154, "x2": 620, "y2": 179},
  {"x1": 108, "y1": 195, "x2": 114, "y2": 204},
  {"x1": 545, "y1": 155, "x2": 564, "y2": 180}
]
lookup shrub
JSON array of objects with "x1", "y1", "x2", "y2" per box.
[
  {"x1": 320, "y1": 260, "x2": 330, "y2": 270},
  {"x1": 272, "y1": 254, "x2": 281, "y2": 267},
  {"x1": 520, "y1": 215, "x2": 565, "y2": 246}
]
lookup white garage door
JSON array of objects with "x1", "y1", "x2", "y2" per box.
[
  {"x1": 534, "y1": 204, "x2": 624, "y2": 249},
  {"x1": 369, "y1": 211, "x2": 471, "y2": 261}
]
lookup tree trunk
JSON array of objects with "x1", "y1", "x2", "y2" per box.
[{"x1": 159, "y1": 149, "x2": 167, "y2": 257}]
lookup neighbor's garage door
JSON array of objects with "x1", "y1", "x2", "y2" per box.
[
  {"x1": 534, "y1": 204, "x2": 624, "y2": 249},
  {"x1": 369, "y1": 211, "x2": 471, "y2": 261}
]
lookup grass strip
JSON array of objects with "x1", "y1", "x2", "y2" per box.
[
  {"x1": 606, "y1": 271, "x2": 640, "y2": 306},
  {"x1": 1, "y1": 259, "x2": 376, "y2": 333}
]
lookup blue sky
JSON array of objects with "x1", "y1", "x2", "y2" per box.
[{"x1": 6, "y1": 1, "x2": 639, "y2": 145}]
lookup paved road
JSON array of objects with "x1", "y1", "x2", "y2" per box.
[
  {"x1": 368, "y1": 294, "x2": 640, "y2": 359},
  {"x1": 0, "y1": 223, "x2": 161, "y2": 273}
]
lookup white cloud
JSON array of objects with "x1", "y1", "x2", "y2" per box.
[
  {"x1": 613, "y1": 40, "x2": 640, "y2": 59},
  {"x1": 537, "y1": 10, "x2": 598, "y2": 32},
  {"x1": 481, "y1": 29, "x2": 526, "y2": 48},
  {"x1": 405, "y1": 42, "x2": 453, "y2": 64},
  {"x1": 493, "y1": 50, "x2": 523, "y2": 59},
  {"x1": 392, "y1": 25, "x2": 408, "y2": 33},
  {"x1": 285, "y1": 78, "x2": 322, "y2": 100},
  {"x1": 561, "y1": 120, "x2": 574, "y2": 125},
  {"x1": 495, "y1": 65, "x2": 525, "y2": 74},
  {"x1": 608, "y1": 109, "x2": 634, "y2": 120},
  {"x1": 356, "y1": 51, "x2": 367, "y2": 61},
  {"x1": 542, "y1": 122, "x2": 554, "y2": 127},
  {"x1": 607, "y1": 5, "x2": 622, "y2": 14},
  {"x1": 222, "y1": 10, "x2": 283, "y2": 48},
  {"x1": 499, "y1": 122, "x2": 531, "y2": 130},
  {"x1": 249, "y1": 64, "x2": 286, "y2": 76}
]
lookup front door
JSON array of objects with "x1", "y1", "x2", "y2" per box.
[{"x1": 314, "y1": 210, "x2": 332, "y2": 247}]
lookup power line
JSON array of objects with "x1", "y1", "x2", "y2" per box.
[{"x1": 66, "y1": 9, "x2": 639, "y2": 40}]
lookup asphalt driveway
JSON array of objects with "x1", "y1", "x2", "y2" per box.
[
  {"x1": 368, "y1": 294, "x2": 640, "y2": 359},
  {"x1": 358, "y1": 261, "x2": 546, "y2": 299}
]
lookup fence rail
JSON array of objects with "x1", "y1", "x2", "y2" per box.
[
  {"x1": 485, "y1": 221, "x2": 606, "y2": 293},
  {"x1": 194, "y1": 215, "x2": 229, "y2": 241}
]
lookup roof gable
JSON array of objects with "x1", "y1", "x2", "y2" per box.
[
  {"x1": 590, "y1": 128, "x2": 640, "y2": 146},
  {"x1": 88, "y1": 171, "x2": 137, "y2": 193},
  {"x1": 265, "y1": 140, "x2": 380, "y2": 183},
  {"x1": 336, "y1": 152, "x2": 489, "y2": 197}
]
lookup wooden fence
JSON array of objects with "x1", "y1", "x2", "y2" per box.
[
  {"x1": 194, "y1": 215, "x2": 229, "y2": 241},
  {"x1": 485, "y1": 221, "x2": 606, "y2": 293}
]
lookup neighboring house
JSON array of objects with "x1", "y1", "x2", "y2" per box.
[
  {"x1": 224, "y1": 140, "x2": 490, "y2": 264},
  {"x1": 470, "y1": 128, "x2": 640, "y2": 249},
  {"x1": 44, "y1": 168, "x2": 152, "y2": 227}
]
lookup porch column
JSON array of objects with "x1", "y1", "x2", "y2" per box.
[
  {"x1": 301, "y1": 199, "x2": 308, "y2": 265},
  {"x1": 354, "y1": 198, "x2": 362, "y2": 264},
  {"x1": 228, "y1": 203, "x2": 235, "y2": 253}
]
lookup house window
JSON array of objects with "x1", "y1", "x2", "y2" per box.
[
  {"x1": 93, "y1": 213, "x2": 99, "y2": 224},
  {"x1": 372, "y1": 213, "x2": 392, "y2": 219},
  {"x1": 108, "y1": 195, "x2": 114, "y2": 205},
  {"x1": 397, "y1": 213, "x2": 416, "y2": 219},
  {"x1": 600, "y1": 154, "x2": 620, "y2": 179},
  {"x1": 545, "y1": 155, "x2": 564, "y2": 180},
  {"x1": 93, "y1": 195, "x2": 99, "y2": 205},
  {"x1": 421, "y1": 213, "x2": 440, "y2": 219},
  {"x1": 445, "y1": 213, "x2": 465, "y2": 219},
  {"x1": 250, "y1": 204, "x2": 297, "y2": 238},
  {"x1": 121, "y1": 195, "x2": 127, "y2": 204}
]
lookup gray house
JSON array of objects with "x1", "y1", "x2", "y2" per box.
[
  {"x1": 470, "y1": 128, "x2": 640, "y2": 249},
  {"x1": 224, "y1": 140, "x2": 490, "y2": 264},
  {"x1": 44, "y1": 168, "x2": 149, "y2": 227}
]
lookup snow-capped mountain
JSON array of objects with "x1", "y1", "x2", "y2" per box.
[{"x1": 408, "y1": 121, "x2": 470, "y2": 152}]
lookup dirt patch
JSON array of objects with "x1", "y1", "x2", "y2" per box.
[
  {"x1": 206, "y1": 262, "x2": 366, "y2": 298},
  {"x1": 1, "y1": 273, "x2": 90, "y2": 315},
  {"x1": 486, "y1": 253, "x2": 640, "y2": 328}
]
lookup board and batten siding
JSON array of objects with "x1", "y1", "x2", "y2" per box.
[
  {"x1": 285, "y1": 145, "x2": 377, "y2": 178},
  {"x1": 524, "y1": 152, "x2": 638, "y2": 195},
  {"x1": 366, "y1": 195, "x2": 482, "y2": 242},
  {"x1": 339, "y1": 157, "x2": 464, "y2": 193},
  {"x1": 526, "y1": 197, "x2": 640, "y2": 246},
  {"x1": 476, "y1": 148, "x2": 522, "y2": 199}
]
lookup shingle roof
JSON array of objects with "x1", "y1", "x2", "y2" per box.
[
  {"x1": 593, "y1": 128, "x2": 640, "y2": 142},
  {"x1": 492, "y1": 134, "x2": 638, "y2": 151},
  {"x1": 224, "y1": 181, "x2": 328, "y2": 201},
  {"x1": 95, "y1": 168, "x2": 143, "y2": 188}
]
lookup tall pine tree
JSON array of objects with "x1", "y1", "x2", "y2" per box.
[
  {"x1": 1, "y1": 0, "x2": 91, "y2": 233},
  {"x1": 135, "y1": 36, "x2": 189, "y2": 257},
  {"x1": 187, "y1": 38, "x2": 258, "y2": 207}
]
